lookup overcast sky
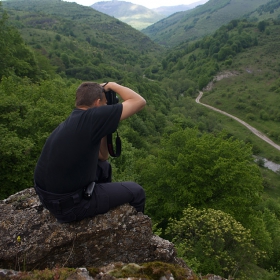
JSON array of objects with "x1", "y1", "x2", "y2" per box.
[{"x1": 63, "y1": 0, "x2": 203, "y2": 9}]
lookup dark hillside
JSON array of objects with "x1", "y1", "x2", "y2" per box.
[{"x1": 142, "y1": 0, "x2": 272, "y2": 47}]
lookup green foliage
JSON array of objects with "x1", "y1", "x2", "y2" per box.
[
  {"x1": 137, "y1": 128, "x2": 263, "y2": 227},
  {"x1": 167, "y1": 206, "x2": 259, "y2": 278},
  {"x1": 255, "y1": 199, "x2": 280, "y2": 271},
  {"x1": 0, "y1": 75, "x2": 75, "y2": 199},
  {"x1": 2, "y1": 0, "x2": 162, "y2": 80},
  {"x1": 0, "y1": 5, "x2": 40, "y2": 81},
  {"x1": 258, "y1": 20, "x2": 267, "y2": 32},
  {"x1": 143, "y1": 0, "x2": 271, "y2": 47}
]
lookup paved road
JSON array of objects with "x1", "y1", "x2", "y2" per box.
[{"x1": 196, "y1": 91, "x2": 280, "y2": 152}]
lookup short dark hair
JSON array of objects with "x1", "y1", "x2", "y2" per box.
[{"x1": 75, "y1": 82, "x2": 104, "y2": 107}]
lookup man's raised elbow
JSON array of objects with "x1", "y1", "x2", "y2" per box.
[{"x1": 141, "y1": 98, "x2": 146, "y2": 109}]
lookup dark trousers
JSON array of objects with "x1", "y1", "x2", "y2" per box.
[{"x1": 35, "y1": 160, "x2": 145, "y2": 223}]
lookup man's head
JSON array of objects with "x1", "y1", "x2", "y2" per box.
[{"x1": 75, "y1": 82, "x2": 106, "y2": 108}]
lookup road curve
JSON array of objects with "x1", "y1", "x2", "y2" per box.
[{"x1": 196, "y1": 91, "x2": 280, "y2": 152}]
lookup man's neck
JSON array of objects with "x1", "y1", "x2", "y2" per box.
[{"x1": 76, "y1": 106, "x2": 89, "y2": 110}]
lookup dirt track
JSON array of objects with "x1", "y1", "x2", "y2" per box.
[{"x1": 196, "y1": 91, "x2": 280, "y2": 152}]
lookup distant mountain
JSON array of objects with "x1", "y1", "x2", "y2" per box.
[
  {"x1": 91, "y1": 0, "x2": 209, "y2": 30},
  {"x1": 91, "y1": 1, "x2": 165, "y2": 30},
  {"x1": 142, "y1": 0, "x2": 274, "y2": 47},
  {"x1": 152, "y1": 0, "x2": 209, "y2": 17}
]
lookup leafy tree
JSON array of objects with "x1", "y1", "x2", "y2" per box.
[
  {"x1": 0, "y1": 75, "x2": 75, "y2": 199},
  {"x1": 198, "y1": 75, "x2": 209, "y2": 90},
  {"x1": 258, "y1": 21, "x2": 266, "y2": 32},
  {"x1": 167, "y1": 206, "x2": 259, "y2": 279},
  {"x1": 217, "y1": 46, "x2": 233, "y2": 60},
  {"x1": 256, "y1": 200, "x2": 280, "y2": 271},
  {"x1": 137, "y1": 128, "x2": 263, "y2": 227}
]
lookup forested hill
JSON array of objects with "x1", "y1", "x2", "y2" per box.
[
  {"x1": 2, "y1": 0, "x2": 162, "y2": 81},
  {"x1": 142, "y1": 0, "x2": 274, "y2": 47}
]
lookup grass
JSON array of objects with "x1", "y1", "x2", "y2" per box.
[{"x1": 201, "y1": 24, "x2": 280, "y2": 163}]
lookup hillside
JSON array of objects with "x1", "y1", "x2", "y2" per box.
[
  {"x1": 91, "y1": 1, "x2": 164, "y2": 30},
  {"x1": 247, "y1": 0, "x2": 280, "y2": 21},
  {"x1": 2, "y1": 0, "x2": 162, "y2": 80},
  {"x1": 142, "y1": 0, "x2": 273, "y2": 47},
  {"x1": 201, "y1": 21, "x2": 280, "y2": 158},
  {"x1": 142, "y1": 18, "x2": 280, "y2": 162}
]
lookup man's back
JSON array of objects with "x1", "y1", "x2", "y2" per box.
[{"x1": 34, "y1": 105, "x2": 122, "y2": 193}]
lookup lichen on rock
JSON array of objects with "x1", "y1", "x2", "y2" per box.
[{"x1": 0, "y1": 188, "x2": 186, "y2": 272}]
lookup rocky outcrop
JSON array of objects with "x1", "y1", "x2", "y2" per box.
[{"x1": 0, "y1": 188, "x2": 186, "y2": 272}]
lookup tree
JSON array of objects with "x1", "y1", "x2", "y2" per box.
[
  {"x1": 137, "y1": 128, "x2": 263, "y2": 226},
  {"x1": 0, "y1": 4, "x2": 39, "y2": 81},
  {"x1": 258, "y1": 21, "x2": 266, "y2": 32},
  {"x1": 0, "y1": 76, "x2": 75, "y2": 199}
]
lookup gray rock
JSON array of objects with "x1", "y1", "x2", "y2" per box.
[{"x1": 0, "y1": 188, "x2": 185, "y2": 271}]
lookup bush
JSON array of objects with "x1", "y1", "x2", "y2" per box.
[{"x1": 167, "y1": 206, "x2": 259, "y2": 279}]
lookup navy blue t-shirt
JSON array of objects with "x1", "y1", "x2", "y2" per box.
[{"x1": 34, "y1": 103, "x2": 123, "y2": 194}]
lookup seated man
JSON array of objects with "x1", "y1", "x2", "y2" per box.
[{"x1": 34, "y1": 82, "x2": 146, "y2": 223}]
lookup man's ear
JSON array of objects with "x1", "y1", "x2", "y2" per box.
[{"x1": 93, "y1": 99, "x2": 101, "y2": 107}]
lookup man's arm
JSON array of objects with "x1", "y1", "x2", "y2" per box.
[
  {"x1": 99, "y1": 136, "x2": 109, "y2": 161},
  {"x1": 103, "y1": 82, "x2": 146, "y2": 121}
]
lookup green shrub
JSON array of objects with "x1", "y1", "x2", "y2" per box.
[{"x1": 167, "y1": 206, "x2": 259, "y2": 279}]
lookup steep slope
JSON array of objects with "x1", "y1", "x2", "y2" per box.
[
  {"x1": 142, "y1": 0, "x2": 272, "y2": 47},
  {"x1": 91, "y1": 1, "x2": 164, "y2": 30}
]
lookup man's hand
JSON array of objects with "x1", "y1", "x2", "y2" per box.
[{"x1": 102, "y1": 82, "x2": 146, "y2": 120}]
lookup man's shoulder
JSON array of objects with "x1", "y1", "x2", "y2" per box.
[{"x1": 88, "y1": 103, "x2": 123, "y2": 115}]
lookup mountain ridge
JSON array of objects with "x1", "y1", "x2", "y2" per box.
[
  {"x1": 142, "y1": 0, "x2": 274, "y2": 47},
  {"x1": 91, "y1": 0, "x2": 209, "y2": 30},
  {"x1": 91, "y1": 1, "x2": 165, "y2": 30}
]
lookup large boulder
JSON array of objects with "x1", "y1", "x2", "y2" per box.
[{"x1": 0, "y1": 188, "x2": 185, "y2": 271}]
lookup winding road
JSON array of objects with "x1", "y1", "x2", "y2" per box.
[{"x1": 196, "y1": 91, "x2": 280, "y2": 152}]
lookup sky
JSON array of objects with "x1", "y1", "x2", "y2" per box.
[{"x1": 63, "y1": 0, "x2": 201, "y2": 9}]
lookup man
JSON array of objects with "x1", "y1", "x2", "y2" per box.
[{"x1": 34, "y1": 82, "x2": 146, "y2": 223}]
